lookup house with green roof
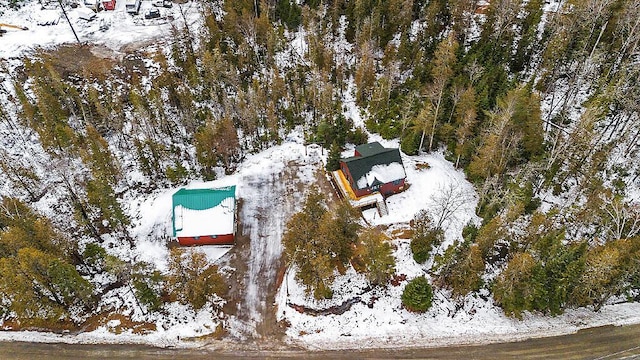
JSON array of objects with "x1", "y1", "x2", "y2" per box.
[
  {"x1": 339, "y1": 142, "x2": 407, "y2": 198},
  {"x1": 172, "y1": 186, "x2": 236, "y2": 246}
]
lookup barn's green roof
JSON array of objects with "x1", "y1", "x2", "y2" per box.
[
  {"x1": 172, "y1": 186, "x2": 236, "y2": 211},
  {"x1": 172, "y1": 186, "x2": 236, "y2": 236}
]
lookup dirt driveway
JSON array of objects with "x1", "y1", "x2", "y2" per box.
[{"x1": 218, "y1": 159, "x2": 327, "y2": 346}]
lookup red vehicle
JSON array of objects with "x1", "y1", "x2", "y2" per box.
[{"x1": 102, "y1": 0, "x2": 116, "y2": 10}]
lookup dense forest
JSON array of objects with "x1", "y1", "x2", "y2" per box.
[{"x1": 0, "y1": 0, "x2": 639, "y2": 330}]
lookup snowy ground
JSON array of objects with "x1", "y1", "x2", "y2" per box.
[{"x1": 0, "y1": 0, "x2": 203, "y2": 58}]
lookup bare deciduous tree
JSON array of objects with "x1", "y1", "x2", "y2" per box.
[
  {"x1": 602, "y1": 196, "x2": 640, "y2": 241},
  {"x1": 430, "y1": 181, "x2": 475, "y2": 230}
]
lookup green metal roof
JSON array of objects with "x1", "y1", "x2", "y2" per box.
[
  {"x1": 172, "y1": 186, "x2": 236, "y2": 211},
  {"x1": 342, "y1": 147, "x2": 404, "y2": 190},
  {"x1": 172, "y1": 186, "x2": 236, "y2": 237},
  {"x1": 354, "y1": 142, "x2": 386, "y2": 157}
]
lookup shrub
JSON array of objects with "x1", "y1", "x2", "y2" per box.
[
  {"x1": 410, "y1": 231, "x2": 439, "y2": 264},
  {"x1": 410, "y1": 210, "x2": 443, "y2": 264},
  {"x1": 166, "y1": 249, "x2": 226, "y2": 310},
  {"x1": 132, "y1": 262, "x2": 164, "y2": 312},
  {"x1": 401, "y1": 276, "x2": 433, "y2": 312}
]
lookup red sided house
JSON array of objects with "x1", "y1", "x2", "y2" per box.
[
  {"x1": 339, "y1": 142, "x2": 407, "y2": 198},
  {"x1": 172, "y1": 186, "x2": 236, "y2": 246}
]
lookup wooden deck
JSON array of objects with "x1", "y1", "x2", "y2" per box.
[
  {"x1": 331, "y1": 169, "x2": 388, "y2": 216},
  {"x1": 332, "y1": 169, "x2": 358, "y2": 200}
]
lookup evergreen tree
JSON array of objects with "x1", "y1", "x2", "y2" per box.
[
  {"x1": 401, "y1": 276, "x2": 434, "y2": 312},
  {"x1": 166, "y1": 249, "x2": 226, "y2": 310},
  {"x1": 0, "y1": 248, "x2": 94, "y2": 325},
  {"x1": 357, "y1": 228, "x2": 396, "y2": 286},
  {"x1": 434, "y1": 242, "x2": 484, "y2": 298},
  {"x1": 410, "y1": 210, "x2": 443, "y2": 264},
  {"x1": 326, "y1": 142, "x2": 342, "y2": 172},
  {"x1": 282, "y1": 188, "x2": 334, "y2": 299},
  {"x1": 195, "y1": 116, "x2": 241, "y2": 179},
  {"x1": 492, "y1": 252, "x2": 542, "y2": 319}
]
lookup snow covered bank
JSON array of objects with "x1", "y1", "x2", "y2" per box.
[{"x1": 283, "y1": 299, "x2": 640, "y2": 350}]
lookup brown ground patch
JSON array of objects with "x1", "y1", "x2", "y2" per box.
[
  {"x1": 220, "y1": 199, "x2": 250, "y2": 321},
  {"x1": 1, "y1": 318, "x2": 78, "y2": 333},
  {"x1": 391, "y1": 227, "x2": 413, "y2": 239},
  {"x1": 81, "y1": 311, "x2": 156, "y2": 335},
  {"x1": 40, "y1": 44, "x2": 118, "y2": 80},
  {"x1": 314, "y1": 167, "x2": 340, "y2": 207}
]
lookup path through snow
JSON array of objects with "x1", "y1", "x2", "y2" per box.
[{"x1": 220, "y1": 141, "x2": 320, "y2": 341}]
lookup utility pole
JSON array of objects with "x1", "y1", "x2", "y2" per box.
[{"x1": 57, "y1": 0, "x2": 81, "y2": 44}]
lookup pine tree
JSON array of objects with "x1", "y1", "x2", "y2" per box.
[
  {"x1": 0, "y1": 248, "x2": 95, "y2": 325},
  {"x1": 0, "y1": 151, "x2": 42, "y2": 202},
  {"x1": 282, "y1": 188, "x2": 335, "y2": 299},
  {"x1": 571, "y1": 240, "x2": 631, "y2": 311},
  {"x1": 410, "y1": 210, "x2": 443, "y2": 264},
  {"x1": 424, "y1": 33, "x2": 458, "y2": 153},
  {"x1": 326, "y1": 142, "x2": 342, "y2": 172},
  {"x1": 357, "y1": 228, "x2": 396, "y2": 286},
  {"x1": 453, "y1": 87, "x2": 477, "y2": 168},
  {"x1": 195, "y1": 116, "x2": 241, "y2": 179},
  {"x1": 166, "y1": 249, "x2": 226, "y2": 310},
  {"x1": 493, "y1": 252, "x2": 542, "y2": 319},
  {"x1": 434, "y1": 242, "x2": 484, "y2": 298},
  {"x1": 401, "y1": 276, "x2": 433, "y2": 312}
]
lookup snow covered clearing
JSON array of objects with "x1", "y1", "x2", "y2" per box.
[{"x1": 0, "y1": 0, "x2": 204, "y2": 58}]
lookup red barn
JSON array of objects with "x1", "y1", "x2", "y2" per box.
[
  {"x1": 339, "y1": 142, "x2": 407, "y2": 198},
  {"x1": 171, "y1": 186, "x2": 236, "y2": 246}
]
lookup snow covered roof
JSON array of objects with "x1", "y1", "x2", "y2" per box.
[
  {"x1": 356, "y1": 162, "x2": 406, "y2": 189},
  {"x1": 172, "y1": 186, "x2": 236, "y2": 237},
  {"x1": 342, "y1": 143, "x2": 406, "y2": 191}
]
